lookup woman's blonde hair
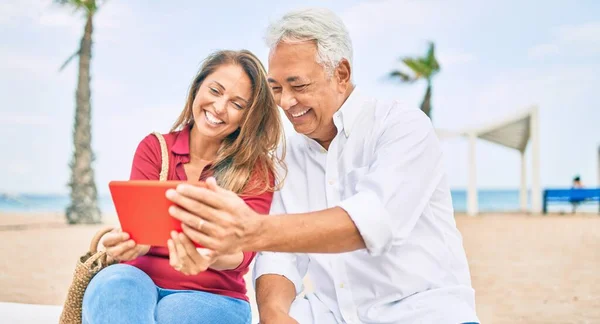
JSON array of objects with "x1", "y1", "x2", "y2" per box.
[{"x1": 171, "y1": 50, "x2": 285, "y2": 194}]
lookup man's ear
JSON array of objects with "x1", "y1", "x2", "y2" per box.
[{"x1": 335, "y1": 59, "x2": 351, "y2": 92}]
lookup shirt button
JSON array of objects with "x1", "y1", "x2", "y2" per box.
[
  {"x1": 339, "y1": 282, "x2": 345, "y2": 288},
  {"x1": 328, "y1": 179, "x2": 336, "y2": 185}
]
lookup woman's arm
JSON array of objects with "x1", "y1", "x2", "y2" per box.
[
  {"x1": 127, "y1": 134, "x2": 163, "y2": 257},
  {"x1": 209, "y1": 252, "x2": 246, "y2": 271}
]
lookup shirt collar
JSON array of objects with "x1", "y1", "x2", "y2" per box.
[
  {"x1": 172, "y1": 125, "x2": 191, "y2": 155},
  {"x1": 303, "y1": 87, "x2": 364, "y2": 152},
  {"x1": 334, "y1": 87, "x2": 363, "y2": 138}
]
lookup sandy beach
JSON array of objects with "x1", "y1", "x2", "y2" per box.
[{"x1": 1, "y1": 212, "x2": 598, "y2": 324}]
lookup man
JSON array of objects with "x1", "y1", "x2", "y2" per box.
[{"x1": 166, "y1": 8, "x2": 480, "y2": 324}]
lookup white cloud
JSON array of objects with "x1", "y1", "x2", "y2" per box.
[
  {"x1": 557, "y1": 22, "x2": 600, "y2": 43},
  {"x1": 437, "y1": 49, "x2": 477, "y2": 67},
  {"x1": 341, "y1": 0, "x2": 464, "y2": 55},
  {"x1": 36, "y1": 1, "x2": 135, "y2": 38},
  {"x1": 342, "y1": 0, "x2": 443, "y2": 36},
  {"x1": 465, "y1": 65, "x2": 596, "y2": 127},
  {"x1": 1, "y1": 0, "x2": 134, "y2": 39},
  {"x1": 527, "y1": 44, "x2": 560, "y2": 59},
  {"x1": 528, "y1": 21, "x2": 600, "y2": 58},
  {"x1": 0, "y1": 113, "x2": 54, "y2": 126},
  {"x1": 0, "y1": 51, "x2": 58, "y2": 75},
  {"x1": 341, "y1": 0, "x2": 487, "y2": 42},
  {"x1": 94, "y1": 2, "x2": 133, "y2": 30},
  {"x1": 6, "y1": 161, "x2": 31, "y2": 176},
  {"x1": 0, "y1": 1, "x2": 137, "y2": 79},
  {"x1": 0, "y1": 0, "x2": 49, "y2": 25},
  {"x1": 38, "y1": 7, "x2": 81, "y2": 34}
]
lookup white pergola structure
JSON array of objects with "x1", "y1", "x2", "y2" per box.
[
  {"x1": 597, "y1": 145, "x2": 600, "y2": 187},
  {"x1": 437, "y1": 106, "x2": 542, "y2": 215}
]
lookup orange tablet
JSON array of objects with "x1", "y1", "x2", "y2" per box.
[{"x1": 108, "y1": 180, "x2": 206, "y2": 247}]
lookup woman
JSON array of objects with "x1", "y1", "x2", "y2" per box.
[{"x1": 82, "y1": 50, "x2": 284, "y2": 324}]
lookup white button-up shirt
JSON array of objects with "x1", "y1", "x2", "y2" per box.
[{"x1": 254, "y1": 89, "x2": 479, "y2": 324}]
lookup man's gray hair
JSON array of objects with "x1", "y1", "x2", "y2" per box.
[{"x1": 265, "y1": 8, "x2": 353, "y2": 76}]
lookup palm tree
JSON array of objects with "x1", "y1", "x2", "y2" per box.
[
  {"x1": 56, "y1": 0, "x2": 103, "y2": 224},
  {"x1": 389, "y1": 42, "x2": 441, "y2": 120}
]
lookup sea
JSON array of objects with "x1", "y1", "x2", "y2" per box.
[{"x1": 1, "y1": 189, "x2": 593, "y2": 214}]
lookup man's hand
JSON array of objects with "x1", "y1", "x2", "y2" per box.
[
  {"x1": 167, "y1": 230, "x2": 217, "y2": 275},
  {"x1": 166, "y1": 177, "x2": 261, "y2": 255}
]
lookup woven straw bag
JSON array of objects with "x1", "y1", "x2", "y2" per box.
[{"x1": 59, "y1": 132, "x2": 169, "y2": 324}]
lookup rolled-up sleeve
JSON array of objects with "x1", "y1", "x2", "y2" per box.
[
  {"x1": 337, "y1": 107, "x2": 444, "y2": 256},
  {"x1": 253, "y1": 251, "x2": 309, "y2": 295},
  {"x1": 252, "y1": 189, "x2": 310, "y2": 295}
]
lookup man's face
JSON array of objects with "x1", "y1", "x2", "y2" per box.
[{"x1": 267, "y1": 41, "x2": 347, "y2": 144}]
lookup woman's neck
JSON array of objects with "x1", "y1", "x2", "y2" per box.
[{"x1": 189, "y1": 126, "x2": 221, "y2": 163}]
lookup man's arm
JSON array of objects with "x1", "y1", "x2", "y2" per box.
[
  {"x1": 169, "y1": 105, "x2": 440, "y2": 256},
  {"x1": 256, "y1": 274, "x2": 297, "y2": 322},
  {"x1": 248, "y1": 207, "x2": 365, "y2": 253},
  {"x1": 170, "y1": 184, "x2": 366, "y2": 254},
  {"x1": 245, "y1": 108, "x2": 440, "y2": 255}
]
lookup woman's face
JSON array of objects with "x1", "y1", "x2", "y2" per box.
[{"x1": 192, "y1": 64, "x2": 252, "y2": 141}]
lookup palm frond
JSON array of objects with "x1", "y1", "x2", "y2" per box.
[
  {"x1": 389, "y1": 70, "x2": 415, "y2": 82},
  {"x1": 425, "y1": 42, "x2": 435, "y2": 64},
  {"x1": 419, "y1": 57, "x2": 436, "y2": 77},
  {"x1": 401, "y1": 58, "x2": 430, "y2": 79},
  {"x1": 388, "y1": 42, "x2": 441, "y2": 87},
  {"x1": 54, "y1": 0, "x2": 99, "y2": 14},
  {"x1": 430, "y1": 58, "x2": 440, "y2": 73},
  {"x1": 59, "y1": 48, "x2": 81, "y2": 72},
  {"x1": 425, "y1": 42, "x2": 441, "y2": 73}
]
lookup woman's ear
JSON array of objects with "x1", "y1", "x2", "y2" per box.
[{"x1": 335, "y1": 59, "x2": 351, "y2": 92}]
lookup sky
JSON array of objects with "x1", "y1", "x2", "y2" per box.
[{"x1": 0, "y1": 0, "x2": 599, "y2": 195}]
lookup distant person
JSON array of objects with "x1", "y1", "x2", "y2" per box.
[
  {"x1": 570, "y1": 175, "x2": 585, "y2": 213},
  {"x1": 81, "y1": 50, "x2": 284, "y2": 324},
  {"x1": 572, "y1": 175, "x2": 584, "y2": 188}
]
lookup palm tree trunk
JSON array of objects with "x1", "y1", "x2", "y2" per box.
[
  {"x1": 420, "y1": 82, "x2": 432, "y2": 120},
  {"x1": 66, "y1": 13, "x2": 101, "y2": 224}
]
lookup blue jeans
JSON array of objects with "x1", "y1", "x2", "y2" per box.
[{"x1": 82, "y1": 264, "x2": 251, "y2": 324}]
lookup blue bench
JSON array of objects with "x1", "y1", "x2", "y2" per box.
[{"x1": 542, "y1": 188, "x2": 600, "y2": 214}]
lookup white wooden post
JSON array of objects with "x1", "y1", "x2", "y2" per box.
[
  {"x1": 520, "y1": 150, "x2": 528, "y2": 212},
  {"x1": 467, "y1": 132, "x2": 478, "y2": 216},
  {"x1": 530, "y1": 106, "x2": 542, "y2": 213}
]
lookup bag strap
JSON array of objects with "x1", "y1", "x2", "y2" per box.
[
  {"x1": 89, "y1": 226, "x2": 117, "y2": 253},
  {"x1": 86, "y1": 226, "x2": 114, "y2": 268},
  {"x1": 152, "y1": 132, "x2": 169, "y2": 182}
]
